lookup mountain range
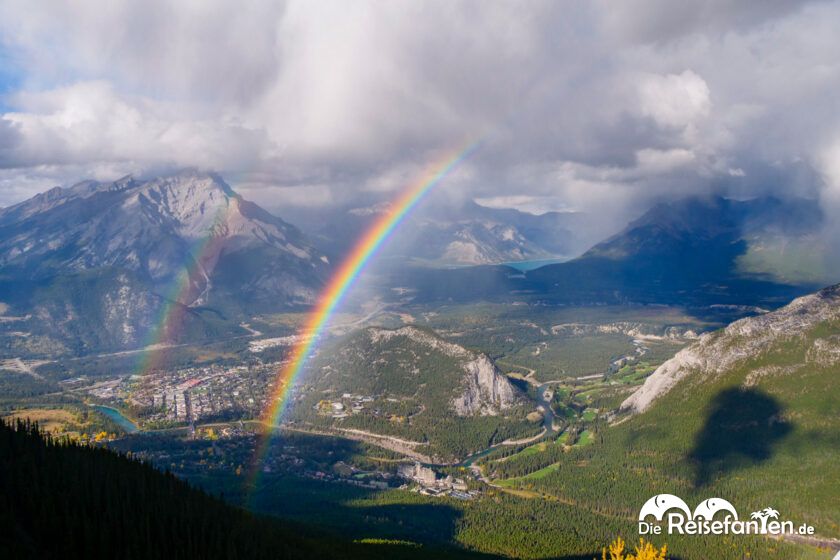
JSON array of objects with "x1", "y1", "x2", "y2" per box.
[
  {"x1": 2, "y1": 171, "x2": 834, "y2": 355},
  {"x1": 0, "y1": 171, "x2": 327, "y2": 354},
  {"x1": 403, "y1": 195, "x2": 828, "y2": 309},
  {"x1": 3, "y1": 171, "x2": 838, "y2": 558},
  {"x1": 286, "y1": 197, "x2": 595, "y2": 267}
]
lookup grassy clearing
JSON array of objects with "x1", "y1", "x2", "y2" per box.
[
  {"x1": 493, "y1": 487, "x2": 542, "y2": 499},
  {"x1": 574, "y1": 429, "x2": 594, "y2": 447},
  {"x1": 4, "y1": 407, "x2": 79, "y2": 433},
  {"x1": 496, "y1": 462, "x2": 561, "y2": 487},
  {"x1": 496, "y1": 442, "x2": 548, "y2": 463}
]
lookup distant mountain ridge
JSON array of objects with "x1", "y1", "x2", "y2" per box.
[
  {"x1": 0, "y1": 171, "x2": 328, "y2": 354},
  {"x1": 401, "y1": 195, "x2": 827, "y2": 309},
  {"x1": 289, "y1": 198, "x2": 594, "y2": 267},
  {"x1": 402, "y1": 201, "x2": 593, "y2": 265}
]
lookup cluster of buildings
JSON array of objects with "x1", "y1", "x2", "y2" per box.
[
  {"x1": 300, "y1": 461, "x2": 394, "y2": 490},
  {"x1": 398, "y1": 462, "x2": 477, "y2": 500},
  {"x1": 82, "y1": 361, "x2": 282, "y2": 425},
  {"x1": 315, "y1": 393, "x2": 375, "y2": 419}
]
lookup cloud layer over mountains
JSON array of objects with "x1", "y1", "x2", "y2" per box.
[{"x1": 1, "y1": 0, "x2": 839, "y2": 231}]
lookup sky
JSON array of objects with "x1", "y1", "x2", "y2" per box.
[{"x1": 1, "y1": 0, "x2": 839, "y2": 230}]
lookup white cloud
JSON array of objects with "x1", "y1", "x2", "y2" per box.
[
  {"x1": 3, "y1": 81, "x2": 269, "y2": 169},
  {"x1": 0, "y1": 0, "x2": 838, "y2": 233},
  {"x1": 240, "y1": 183, "x2": 334, "y2": 209},
  {"x1": 637, "y1": 70, "x2": 711, "y2": 130},
  {"x1": 818, "y1": 139, "x2": 840, "y2": 206},
  {"x1": 474, "y1": 195, "x2": 576, "y2": 215},
  {"x1": 635, "y1": 148, "x2": 696, "y2": 175}
]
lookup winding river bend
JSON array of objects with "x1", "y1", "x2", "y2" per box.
[{"x1": 456, "y1": 380, "x2": 558, "y2": 467}]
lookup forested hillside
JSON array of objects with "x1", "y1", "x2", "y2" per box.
[
  {"x1": 0, "y1": 418, "x2": 487, "y2": 559},
  {"x1": 478, "y1": 286, "x2": 840, "y2": 558},
  {"x1": 291, "y1": 326, "x2": 539, "y2": 460}
]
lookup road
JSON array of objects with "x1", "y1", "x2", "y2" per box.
[{"x1": 0, "y1": 357, "x2": 48, "y2": 379}]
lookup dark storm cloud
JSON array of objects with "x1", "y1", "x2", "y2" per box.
[{"x1": 0, "y1": 0, "x2": 838, "y2": 234}]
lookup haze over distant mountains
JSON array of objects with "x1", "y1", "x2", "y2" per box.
[
  {"x1": 0, "y1": 171, "x2": 834, "y2": 355},
  {"x1": 528, "y1": 195, "x2": 827, "y2": 296},
  {"x1": 404, "y1": 195, "x2": 830, "y2": 308},
  {"x1": 282, "y1": 196, "x2": 599, "y2": 268}
]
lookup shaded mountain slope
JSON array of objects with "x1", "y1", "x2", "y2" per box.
[
  {"x1": 401, "y1": 196, "x2": 826, "y2": 309},
  {"x1": 526, "y1": 196, "x2": 824, "y2": 304},
  {"x1": 0, "y1": 418, "x2": 493, "y2": 560},
  {"x1": 480, "y1": 283, "x2": 840, "y2": 558}
]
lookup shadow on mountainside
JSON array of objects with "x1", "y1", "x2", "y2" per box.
[{"x1": 690, "y1": 387, "x2": 793, "y2": 487}]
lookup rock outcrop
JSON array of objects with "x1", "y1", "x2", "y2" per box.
[
  {"x1": 453, "y1": 355, "x2": 519, "y2": 416},
  {"x1": 366, "y1": 326, "x2": 523, "y2": 416},
  {"x1": 622, "y1": 284, "x2": 840, "y2": 413}
]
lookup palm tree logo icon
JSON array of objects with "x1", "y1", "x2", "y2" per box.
[{"x1": 750, "y1": 507, "x2": 780, "y2": 533}]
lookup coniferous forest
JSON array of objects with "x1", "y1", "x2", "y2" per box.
[{"x1": 0, "y1": 418, "x2": 486, "y2": 560}]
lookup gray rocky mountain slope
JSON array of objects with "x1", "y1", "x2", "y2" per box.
[
  {"x1": 0, "y1": 171, "x2": 328, "y2": 353},
  {"x1": 622, "y1": 284, "x2": 840, "y2": 413}
]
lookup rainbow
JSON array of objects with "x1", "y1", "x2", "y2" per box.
[
  {"x1": 248, "y1": 140, "x2": 480, "y2": 479},
  {"x1": 135, "y1": 204, "x2": 230, "y2": 380}
]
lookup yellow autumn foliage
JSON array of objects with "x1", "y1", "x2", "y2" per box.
[{"x1": 598, "y1": 537, "x2": 668, "y2": 560}]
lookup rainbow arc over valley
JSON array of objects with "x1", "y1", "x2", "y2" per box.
[{"x1": 249, "y1": 140, "x2": 480, "y2": 479}]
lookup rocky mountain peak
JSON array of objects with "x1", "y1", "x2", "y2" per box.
[{"x1": 0, "y1": 171, "x2": 329, "y2": 351}]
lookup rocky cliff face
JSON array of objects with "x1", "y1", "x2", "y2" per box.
[
  {"x1": 622, "y1": 284, "x2": 840, "y2": 413},
  {"x1": 452, "y1": 354, "x2": 519, "y2": 416},
  {"x1": 369, "y1": 326, "x2": 522, "y2": 416}
]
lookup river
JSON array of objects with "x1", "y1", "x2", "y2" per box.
[
  {"x1": 455, "y1": 383, "x2": 557, "y2": 467},
  {"x1": 536, "y1": 385, "x2": 557, "y2": 434},
  {"x1": 92, "y1": 405, "x2": 140, "y2": 433},
  {"x1": 502, "y1": 257, "x2": 571, "y2": 272}
]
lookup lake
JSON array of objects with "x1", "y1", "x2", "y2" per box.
[{"x1": 502, "y1": 257, "x2": 571, "y2": 272}]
